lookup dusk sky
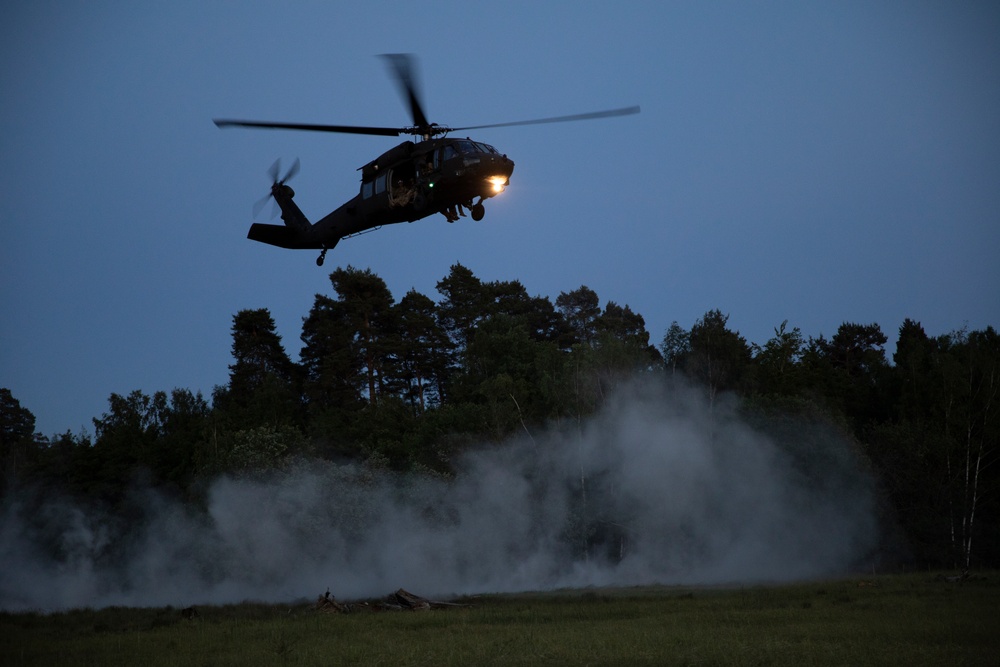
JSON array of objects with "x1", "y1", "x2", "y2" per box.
[{"x1": 3, "y1": 1, "x2": 998, "y2": 437}]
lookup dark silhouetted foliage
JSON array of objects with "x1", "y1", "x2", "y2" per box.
[{"x1": 3, "y1": 267, "x2": 997, "y2": 570}]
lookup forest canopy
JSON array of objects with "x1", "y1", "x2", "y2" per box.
[{"x1": 2, "y1": 263, "x2": 998, "y2": 572}]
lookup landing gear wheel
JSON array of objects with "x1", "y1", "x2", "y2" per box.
[
  {"x1": 316, "y1": 248, "x2": 328, "y2": 267},
  {"x1": 471, "y1": 202, "x2": 485, "y2": 221}
]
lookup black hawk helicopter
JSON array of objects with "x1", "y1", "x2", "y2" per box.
[{"x1": 215, "y1": 54, "x2": 639, "y2": 266}]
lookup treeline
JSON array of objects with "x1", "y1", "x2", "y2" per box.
[{"x1": 2, "y1": 264, "x2": 998, "y2": 569}]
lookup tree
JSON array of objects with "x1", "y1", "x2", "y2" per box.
[
  {"x1": 686, "y1": 309, "x2": 752, "y2": 404},
  {"x1": 490, "y1": 279, "x2": 567, "y2": 346},
  {"x1": 660, "y1": 321, "x2": 690, "y2": 376},
  {"x1": 87, "y1": 389, "x2": 168, "y2": 503},
  {"x1": 871, "y1": 324, "x2": 1000, "y2": 569},
  {"x1": 225, "y1": 424, "x2": 306, "y2": 477},
  {"x1": 936, "y1": 327, "x2": 999, "y2": 568},
  {"x1": 227, "y1": 309, "x2": 296, "y2": 394},
  {"x1": 154, "y1": 388, "x2": 211, "y2": 491},
  {"x1": 593, "y1": 302, "x2": 661, "y2": 385},
  {"x1": 30, "y1": 429, "x2": 91, "y2": 496},
  {"x1": 551, "y1": 300, "x2": 660, "y2": 416},
  {"x1": 300, "y1": 269, "x2": 401, "y2": 459},
  {"x1": 301, "y1": 294, "x2": 363, "y2": 413},
  {"x1": 327, "y1": 267, "x2": 399, "y2": 404},
  {"x1": 215, "y1": 308, "x2": 301, "y2": 429},
  {"x1": 752, "y1": 320, "x2": 805, "y2": 396},
  {"x1": 454, "y1": 312, "x2": 544, "y2": 440},
  {"x1": 599, "y1": 302, "x2": 659, "y2": 356},
  {"x1": 557, "y1": 286, "x2": 601, "y2": 348},
  {"x1": 824, "y1": 322, "x2": 889, "y2": 379},
  {"x1": 435, "y1": 263, "x2": 492, "y2": 351},
  {"x1": 86, "y1": 388, "x2": 211, "y2": 495},
  {"x1": 0, "y1": 388, "x2": 39, "y2": 496},
  {"x1": 559, "y1": 344, "x2": 603, "y2": 424},
  {"x1": 810, "y1": 322, "x2": 890, "y2": 427},
  {"x1": 395, "y1": 289, "x2": 451, "y2": 412},
  {"x1": 893, "y1": 319, "x2": 934, "y2": 423}
]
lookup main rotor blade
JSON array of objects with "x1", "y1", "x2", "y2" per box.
[
  {"x1": 380, "y1": 53, "x2": 430, "y2": 130},
  {"x1": 214, "y1": 119, "x2": 403, "y2": 137},
  {"x1": 451, "y1": 105, "x2": 641, "y2": 132}
]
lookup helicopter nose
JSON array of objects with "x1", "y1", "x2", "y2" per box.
[
  {"x1": 478, "y1": 152, "x2": 513, "y2": 178},
  {"x1": 495, "y1": 154, "x2": 514, "y2": 178}
]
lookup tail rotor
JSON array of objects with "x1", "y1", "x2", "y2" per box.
[{"x1": 253, "y1": 157, "x2": 300, "y2": 219}]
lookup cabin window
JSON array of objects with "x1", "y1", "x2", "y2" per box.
[
  {"x1": 362, "y1": 181, "x2": 374, "y2": 199},
  {"x1": 439, "y1": 145, "x2": 457, "y2": 164},
  {"x1": 388, "y1": 167, "x2": 418, "y2": 207},
  {"x1": 375, "y1": 172, "x2": 387, "y2": 195}
]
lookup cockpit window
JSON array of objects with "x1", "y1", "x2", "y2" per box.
[{"x1": 441, "y1": 140, "x2": 498, "y2": 161}]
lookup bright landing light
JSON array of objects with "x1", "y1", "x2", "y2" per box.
[{"x1": 488, "y1": 176, "x2": 508, "y2": 193}]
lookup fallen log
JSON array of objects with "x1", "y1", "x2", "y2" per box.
[
  {"x1": 315, "y1": 588, "x2": 473, "y2": 613},
  {"x1": 315, "y1": 590, "x2": 347, "y2": 614},
  {"x1": 392, "y1": 588, "x2": 431, "y2": 611}
]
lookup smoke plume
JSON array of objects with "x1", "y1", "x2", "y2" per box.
[{"x1": 0, "y1": 379, "x2": 879, "y2": 611}]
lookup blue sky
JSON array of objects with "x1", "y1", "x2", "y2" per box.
[{"x1": 3, "y1": 1, "x2": 998, "y2": 437}]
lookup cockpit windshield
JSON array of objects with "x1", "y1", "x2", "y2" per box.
[{"x1": 450, "y1": 140, "x2": 500, "y2": 155}]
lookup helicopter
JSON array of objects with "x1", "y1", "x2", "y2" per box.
[{"x1": 214, "y1": 54, "x2": 639, "y2": 266}]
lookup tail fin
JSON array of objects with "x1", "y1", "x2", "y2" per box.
[{"x1": 272, "y1": 183, "x2": 311, "y2": 232}]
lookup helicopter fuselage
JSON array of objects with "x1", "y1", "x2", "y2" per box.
[{"x1": 248, "y1": 136, "x2": 514, "y2": 263}]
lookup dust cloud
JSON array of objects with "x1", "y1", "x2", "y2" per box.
[{"x1": 0, "y1": 379, "x2": 879, "y2": 611}]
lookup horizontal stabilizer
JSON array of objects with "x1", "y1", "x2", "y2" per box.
[{"x1": 247, "y1": 223, "x2": 319, "y2": 249}]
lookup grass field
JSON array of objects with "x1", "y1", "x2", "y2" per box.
[{"x1": 2, "y1": 573, "x2": 996, "y2": 666}]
